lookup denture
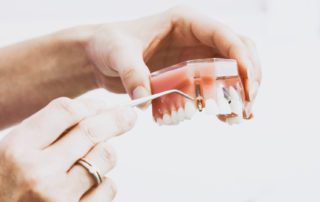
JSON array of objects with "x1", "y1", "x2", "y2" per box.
[{"x1": 150, "y1": 58, "x2": 252, "y2": 126}]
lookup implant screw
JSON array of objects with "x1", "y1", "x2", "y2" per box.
[
  {"x1": 197, "y1": 99, "x2": 203, "y2": 112},
  {"x1": 195, "y1": 82, "x2": 204, "y2": 112}
]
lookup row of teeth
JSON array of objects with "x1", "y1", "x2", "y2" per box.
[{"x1": 156, "y1": 86, "x2": 243, "y2": 126}]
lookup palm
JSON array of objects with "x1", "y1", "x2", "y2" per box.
[{"x1": 144, "y1": 28, "x2": 222, "y2": 72}]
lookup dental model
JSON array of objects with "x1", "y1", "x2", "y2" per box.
[{"x1": 150, "y1": 58, "x2": 252, "y2": 126}]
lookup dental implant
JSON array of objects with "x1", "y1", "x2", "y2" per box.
[{"x1": 194, "y1": 78, "x2": 205, "y2": 112}]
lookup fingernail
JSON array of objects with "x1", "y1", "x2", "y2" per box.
[
  {"x1": 132, "y1": 86, "x2": 151, "y2": 110},
  {"x1": 106, "y1": 179, "x2": 117, "y2": 200},
  {"x1": 243, "y1": 102, "x2": 254, "y2": 120},
  {"x1": 110, "y1": 180, "x2": 117, "y2": 199},
  {"x1": 132, "y1": 86, "x2": 150, "y2": 99},
  {"x1": 244, "y1": 59, "x2": 256, "y2": 100},
  {"x1": 245, "y1": 60, "x2": 254, "y2": 81},
  {"x1": 249, "y1": 81, "x2": 260, "y2": 100}
]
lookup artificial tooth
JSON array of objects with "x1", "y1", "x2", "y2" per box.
[
  {"x1": 216, "y1": 85, "x2": 225, "y2": 100},
  {"x1": 229, "y1": 87, "x2": 243, "y2": 115},
  {"x1": 205, "y1": 99, "x2": 219, "y2": 115},
  {"x1": 162, "y1": 113, "x2": 172, "y2": 125},
  {"x1": 171, "y1": 110, "x2": 179, "y2": 124},
  {"x1": 226, "y1": 117, "x2": 243, "y2": 125},
  {"x1": 177, "y1": 108, "x2": 185, "y2": 122},
  {"x1": 216, "y1": 85, "x2": 231, "y2": 114},
  {"x1": 229, "y1": 86, "x2": 240, "y2": 100},
  {"x1": 156, "y1": 118, "x2": 163, "y2": 126},
  {"x1": 184, "y1": 102, "x2": 196, "y2": 119},
  {"x1": 217, "y1": 99, "x2": 231, "y2": 115}
]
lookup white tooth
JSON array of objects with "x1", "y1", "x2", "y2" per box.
[
  {"x1": 177, "y1": 108, "x2": 185, "y2": 121},
  {"x1": 171, "y1": 110, "x2": 179, "y2": 124},
  {"x1": 156, "y1": 118, "x2": 163, "y2": 126},
  {"x1": 205, "y1": 99, "x2": 219, "y2": 115},
  {"x1": 218, "y1": 98, "x2": 231, "y2": 114},
  {"x1": 230, "y1": 99, "x2": 243, "y2": 115},
  {"x1": 226, "y1": 117, "x2": 243, "y2": 125},
  {"x1": 184, "y1": 102, "x2": 196, "y2": 119},
  {"x1": 163, "y1": 114, "x2": 172, "y2": 125},
  {"x1": 216, "y1": 85, "x2": 231, "y2": 114},
  {"x1": 216, "y1": 85, "x2": 225, "y2": 100},
  {"x1": 229, "y1": 87, "x2": 243, "y2": 115},
  {"x1": 229, "y1": 86, "x2": 240, "y2": 100}
]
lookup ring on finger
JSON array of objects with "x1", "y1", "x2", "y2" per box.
[{"x1": 77, "y1": 158, "x2": 103, "y2": 186}]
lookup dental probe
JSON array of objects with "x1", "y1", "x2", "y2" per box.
[{"x1": 128, "y1": 89, "x2": 195, "y2": 107}]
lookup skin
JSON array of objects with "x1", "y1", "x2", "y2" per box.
[
  {"x1": 0, "y1": 98, "x2": 137, "y2": 201},
  {"x1": 0, "y1": 6, "x2": 261, "y2": 202},
  {"x1": 0, "y1": 6, "x2": 261, "y2": 129}
]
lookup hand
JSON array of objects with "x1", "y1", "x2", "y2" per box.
[
  {"x1": 0, "y1": 97, "x2": 137, "y2": 202},
  {"x1": 85, "y1": 6, "x2": 261, "y2": 105}
]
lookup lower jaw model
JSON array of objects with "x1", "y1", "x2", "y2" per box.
[{"x1": 150, "y1": 58, "x2": 253, "y2": 126}]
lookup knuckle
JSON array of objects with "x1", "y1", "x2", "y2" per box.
[
  {"x1": 51, "y1": 97, "x2": 73, "y2": 107},
  {"x1": 121, "y1": 67, "x2": 136, "y2": 82},
  {"x1": 78, "y1": 121, "x2": 98, "y2": 145},
  {"x1": 50, "y1": 97, "x2": 86, "y2": 121}
]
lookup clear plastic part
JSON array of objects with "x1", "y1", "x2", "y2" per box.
[{"x1": 150, "y1": 58, "x2": 253, "y2": 122}]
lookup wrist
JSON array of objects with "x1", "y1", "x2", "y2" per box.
[{"x1": 51, "y1": 25, "x2": 101, "y2": 90}]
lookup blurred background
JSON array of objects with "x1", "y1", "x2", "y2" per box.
[{"x1": 1, "y1": 0, "x2": 320, "y2": 201}]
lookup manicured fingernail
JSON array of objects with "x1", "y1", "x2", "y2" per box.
[{"x1": 132, "y1": 86, "x2": 150, "y2": 99}]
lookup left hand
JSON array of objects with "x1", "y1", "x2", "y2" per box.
[
  {"x1": 84, "y1": 6, "x2": 261, "y2": 105},
  {"x1": 0, "y1": 98, "x2": 137, "y2": 202}
]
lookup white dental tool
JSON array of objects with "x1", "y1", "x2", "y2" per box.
[{"x1": 128, "y1": 89, "x2": 194, "y2": 107}]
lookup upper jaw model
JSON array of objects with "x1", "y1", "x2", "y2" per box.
[{"x1": 150, "y1": 58, "x2": 253, "y2": 126}]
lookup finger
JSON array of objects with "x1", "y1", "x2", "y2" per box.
[
  {"x1": 109, "y1": 44, "x2": 151, "y2": 108},
  {"x1": 77, "y1": 97, "x2": 112, "y2": 113},
  {"x1": 170, "y1": 7, "x2": 259, "y2": 102},
  {"x1": 94, "y1": 74, "x2": 126, "y2": 94},
  {"x1": 194, "y1": 23, "x2": 254, "y2": 101},
  {"x1": 68, "y1": 142, "x2": 116, "y2": 197},
  {"x1": 239, "y1": 36, "x2": 262, "y2": 98},
  {"x1": 45, "y1": 107, "x2": 136, "y2": 171},
  {"x1": 80, "y1": 177, "x2": 116, "y2": 202},
  {"x1": 11, "y1": 97, "x2": 91, "y2": 149}
]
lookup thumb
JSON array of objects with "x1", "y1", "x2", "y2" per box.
[{"x1": 110, "y1": 47, "x2": 151, "y2": 105}]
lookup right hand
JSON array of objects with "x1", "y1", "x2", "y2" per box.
[
  {"x1": 85, "y1": 6, "x2": 261, "y2": 105},
  {"x1": 0, "y1": 97, "x2": 137, "y2": 202}
]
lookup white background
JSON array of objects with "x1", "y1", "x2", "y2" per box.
[{"x1": 1, "y1": 0, "x2": 320, "y2": 201}]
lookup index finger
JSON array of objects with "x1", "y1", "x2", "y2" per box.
[
  {"x1": 45, "y1": 106, "x2": 136, "y2": 171},
  {"x1": 9, "y1": 97, "x2": 105, "y2": 149}
]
